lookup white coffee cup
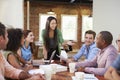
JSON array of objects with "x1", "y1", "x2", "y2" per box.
[
  {"x1": 44, "y1": 68, "x2": 52, "y2": 80},
  {"x1": 39, "y1": 65, "x2": 52, "y2": 80},
  {"x1": 69, "y1": 62, "x2": 75, "y2": 73},
  {"x1": 75, "y1": 72, "x2": 84, "y2": 80},
  {"x1": 50, "y1": 64, "x2": 57, "y2": 74}
]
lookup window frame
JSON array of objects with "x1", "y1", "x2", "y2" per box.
[{"x1": 61, "y1": 14, "x2": 78, "y2": 41}]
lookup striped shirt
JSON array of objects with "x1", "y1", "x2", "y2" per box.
[
  {"x1": 0, "y1": 50, "x2": 22, "y2": 80},
  {"x1": 76, "y1": 45, "x2": 118, "y2": 76},
  {"x1": 73, "y1": 42, "x2": 100, "y2": 61}
]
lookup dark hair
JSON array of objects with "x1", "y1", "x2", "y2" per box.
[
  {"x1": 99, "y1": 31, "x2": 113, "y2": 45},
  {"x1": 23, "y1": 30, "x2": 32, "y2": 38},
  {"x1": 6, "y1": 28, "x2": 23, "y2": 53},
  {"x1": 85, "y1": 30, "x2": 96, "y2": 39},
  {"x1": 43, "y1": 16, "x2": 58, "y2": 51},
  {"x1": 23, "y1": 30, "x2": 33, "y2": 53},
  {"x1": 0, "y1": 22, "x2": 6, "y2": 38}
]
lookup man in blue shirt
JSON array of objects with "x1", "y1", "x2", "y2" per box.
[
  {"x1": 68, "y1": 30, "x2": 100, "y2": 62},
  {"x1": 104, "y1": 54, "x2": 120, "y2": 80}
]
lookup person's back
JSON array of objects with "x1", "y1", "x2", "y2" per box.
[
  {"x1": 0, "y1": 51, "x2": 23, "y2": 80},
  {"x1": 4, "y1": 50, "x2": 22, "y2": 66},
  {"x1": 0, "y1": 23, "x2": 22, "y2": 80}
]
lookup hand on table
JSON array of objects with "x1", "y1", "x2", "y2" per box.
[
  {"x1": 26, "y1": 74, "x2": 45, "y2": 80},
  {"x1": 67, "y1": 41, "x2": 75, "y2": 45},
  {"x1": 24, "y1": 64, "x2": 33, "y2": 72},
  {"x1": 77, "y1": 67, "x2": 85, "y2": 72}
]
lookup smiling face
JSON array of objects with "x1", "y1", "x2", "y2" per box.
[
  {"x1": 95, "y1": 33, "x2": 105, "y2": 49},
  {"x1": 25, "y1": 32, "x2": 34, "y2": 43},
  {"x1": 84, "y1": 33, "x2": 95, "y2": 46},
  {"x1": 50, "y1": 19, "x2": 57, "y2": 30}
]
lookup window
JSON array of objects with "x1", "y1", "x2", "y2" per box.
[
  {"x1": 39, "y1": 14, "x2": 56, "y2": 41},
  {"x1": 82, "y1": 15, "x2": 93, "y2": 42},
  {"x1": 61, "y1": 15, "x2": 78, "y2": 41}
]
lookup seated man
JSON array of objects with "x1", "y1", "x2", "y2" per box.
[
  {"x1": 116, "y1": 34, "x2": 120, "y2": 53},
  {"x1": 75, "y1": 31, "x2": 118, "y2": 76},
  {"x1": 0, "y1": 22, "x2": 44, "y2": 80},
  {"x1": 68, "y1": 30, "x2": 100, "y2": 62},
  {"x1": 104, "y1": 54, "x2": 120, "y2": 80}
]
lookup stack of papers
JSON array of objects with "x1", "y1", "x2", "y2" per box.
[
  {"x1": 72, "y1": 73, "x2": 98, "y2": 80},
  {"x1": 32, "y1": 59, "x2": 44, "y2": 66},
  {"x1": 39, "y1": 64, "x2": 67, "y2": 72},
  {"x1": 32, "y1": 60, "x2": 54, "y2": 66},
  {"x1": 28, "y1": 69, "x2": 44, "y2": 75}
]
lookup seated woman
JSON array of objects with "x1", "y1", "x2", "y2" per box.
[
  {"x1": 3, "y1": 28, "x2": 33, "y2": 72},
  {"x1": 18, "y1": 30, "x2": 34, "y2": 64}
]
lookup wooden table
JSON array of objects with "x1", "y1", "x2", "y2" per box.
[
  {"x1": 33, "y1": 60, "x2": 106, "y2": 80},
  {"x1": 51, "y1": 71, "x2": 105, "y2": 80},
  {"x1": 52, "y1": 61, "x2": 105, "y2": 80}
]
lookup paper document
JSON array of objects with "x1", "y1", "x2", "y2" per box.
[
  {"x1": 72, "y1": 73, "x2": 98, "y2": 80},
  {"x1": 32, "y1": 59, "x2": 44, "y2": 66},
  {"x1": 39, "y1": 64, "x2": 67, "y2": 72},
  {"x1": 28, "y1": 69, "x2": 44, "y2": 75},
  {"x1": 58, "y1": 50, "x2": 68, "y2": 61},
  {"x1": 56, "y1": 64, "x2": 67, "y2": 72}
]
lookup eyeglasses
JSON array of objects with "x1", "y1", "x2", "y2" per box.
[{"x1": 116, "y1": 40, "x2": 120, "y2": 42}]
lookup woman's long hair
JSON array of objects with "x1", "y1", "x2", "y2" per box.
[
  {"x1": 44, "y1": 16, "x2": 58, "y2": 51},
  {"x1": 23, "y1": 30, "x2": 34, "y2": 53},
  {"x1": 6, "y1": 28, "x2": 23, "y2": 53}
]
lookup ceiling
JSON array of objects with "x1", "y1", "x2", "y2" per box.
[{"x1": 27, "y1": 0, "x2": 93, "y2": 4}]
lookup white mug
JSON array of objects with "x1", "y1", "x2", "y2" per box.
[
  {"x1": 75, "y1": 72, "x2": 84, "y2": 80},
  {"x1": 39, "y1": 65, "x2": 52, "y2": 80},
  {"x1": 50, "y1": 64, "x2": 57, "y2": 74},
  {"x1": 69, "y1": 62, "x2": 75, "y2": 73}
]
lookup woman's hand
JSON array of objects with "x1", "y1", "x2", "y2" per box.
[
  {"x1": 24, "y1": 64, "x2": 33, "y2": 72},
  {"x1": 26, "y1": 74, "x2": 45, "y2": 80},
  {"x1": 67, "y1": 41, "x2": 75, "y2": 46},
  {"x1": 77, "y1": 67, "x2": 85, "y2": 72},
  {"x1": 30, "y1": 74, "x2": 45, "y2": 80}
]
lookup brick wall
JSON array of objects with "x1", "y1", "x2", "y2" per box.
[{"x1": 24, "y1": 1, "x2": 91, "y2": 49}]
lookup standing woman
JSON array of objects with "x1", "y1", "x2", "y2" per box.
[
  {"x1": 42, "y1": 16, "x2": 73, "y2": 60},
  {"x1": 20, "y1": 30, "x2": 34, "y2": 63}
]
